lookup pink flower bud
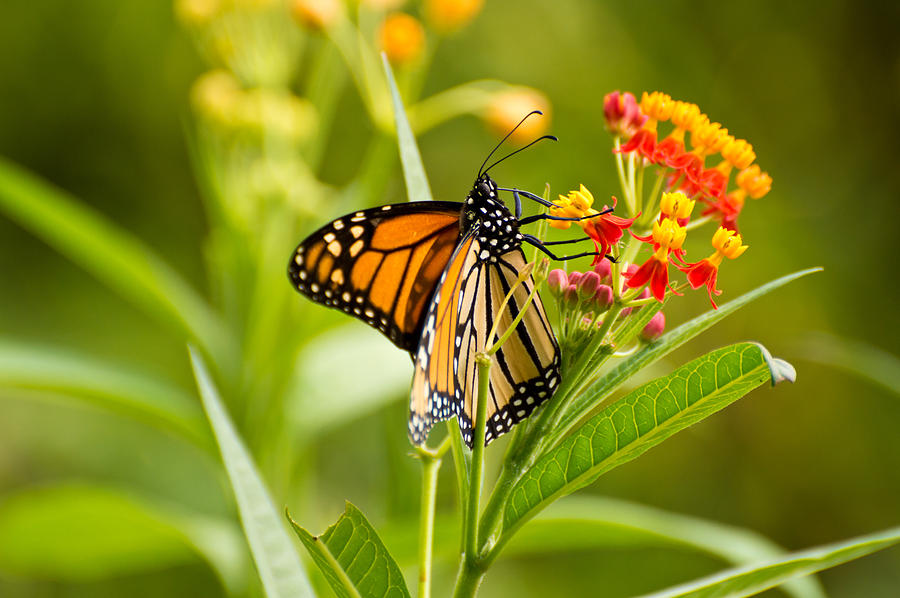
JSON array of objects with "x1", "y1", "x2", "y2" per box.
[
  {"x1": 592, "y1": 258, "x2": 611, "y2": 283},
  {"x1": 577, "y1": 271, "x2": 601, "y2": 301},
  {"x1": 640, "y1": 310, "x2": 666, "y2": 342},
  {"x1": 567, "y1": 271, "x2": 583, "y2": 287},
  {"x1": 547, "y1": 269, "x2": 568, "y2": 297},
  {"x1": 603, "y1": 91, "x2": 647, "y2": 138},
  {"x1": 563, "y1": 284, "x2": 580, "y2": 307},
  {"x1": 593, "y1": 284, "x2": 613, "y2": 310}
]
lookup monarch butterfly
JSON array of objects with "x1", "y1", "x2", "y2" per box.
[{"x1": 288, "y1": 113, "x2": 606, "y2": 447}]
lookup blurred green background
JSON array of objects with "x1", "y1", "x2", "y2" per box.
[{"x1": 0, "y1": 0, "x2": 897, "y2": 597}]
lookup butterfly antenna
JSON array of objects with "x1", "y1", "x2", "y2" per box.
[
  {"x1": 478, "y1": 110, "x2": 543, "y2": 177},
  {"x1": 483, "y1": 134, "x2": 558, "y2": 174}
]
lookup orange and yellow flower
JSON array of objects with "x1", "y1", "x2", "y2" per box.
[
  {"x1": 658, "y1": 191, "x2": 695, "y2": 226},
  {"x1": 612, "y1": 90, "x2": 771, "y2": 232},
  {"x1": 625, "y1": 218, "x2": 687, "y2": 302},
  {"x1": 379, "y1": 13, "x2": 425, "y2": 64},
  {"x1": 550, "y1": 185, "x2": 636, "y2": 263},
  {"x1": 677, "y1": 227, "x2": 748, "y2": 308}
]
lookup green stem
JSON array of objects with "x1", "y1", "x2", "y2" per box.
[
  {"x1": 685, "y1": 214, "x2": 712, "y2": 231},
  {"x1": 452, "y1": 558, "x2": 486, "y2": 598},
  {"x1": 453, "y1": 353, "x2": 492, "y2": 597},
  {"x1": 644, "y1": 168, "x2": 667, "y2": 218},
  {"x1": 416, "y1": 437, "x2": 450, "y2": 598},
  {"x1": 613, "y1": 137, "x2": 633, "y2": 215},
  {"x1": 634, "y1": 159, "x2": 645, "y2": 214},
  {"x1": 464, "y1": 354, "x2": 491, "y2": 558}
]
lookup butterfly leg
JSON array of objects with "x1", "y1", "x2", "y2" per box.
[
  {"x1": 517, "y1": 208, "x2": 613, "y2": 226},
  {"x1": 536, "y1": 236, "x2": 594, "y2": 246},
  {"x1": 521, "y1": 234, "x2": 615, "y2": 262},
  {"x1": 499, "y1": 187, "x2": 563, "y2": 210}
]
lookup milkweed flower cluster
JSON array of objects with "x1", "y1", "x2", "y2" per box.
[
  {"x1": 616, "y1": 91, "x2": 771, "y2": 232},
  {"x1": 543, "y1": 89, "x2": 766, "y2": 335}
]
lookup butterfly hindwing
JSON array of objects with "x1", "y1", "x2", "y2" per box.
[
  {"x1": 288, "y1": 201, "x2": 462, "y2": 352},
  {"x1": 409, "y1": 228, "x2": 561, "y2": 447}
]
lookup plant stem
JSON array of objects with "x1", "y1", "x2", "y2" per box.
[
  {"x1": 465, "y1": 355, "x2": 491, "y2": 556},
  {"x1": 613, "y1": 137, "x2": 633, "y2": 215},
  {"x1": 452, "y1": 558, "x2": 486, "y2": 598},
  {"x1": 416, "y1": 437, "x2": 450, "y2": 598},
  {"x1": 455, "y1": 353, "x2": 491, "y2": 597}
]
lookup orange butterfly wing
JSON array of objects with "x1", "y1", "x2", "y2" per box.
[{"x1": 288, "y1": 202, "x2": 462, "y2": 353}]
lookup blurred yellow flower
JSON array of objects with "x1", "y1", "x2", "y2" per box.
[
  {"x1": 485, "y1": 88, "x2": 551, "y2": 142},
  {"x1": 379, "y1": 13, "x2": 426, "y2": 64},
  {"x1": 361, "y1": 0, "x2": 406, "y2": 10},
  {"x1": 292, "y1": 0, "x2": 344, "y2": 30},
  {"x1": 424, "y1": 0, "x2": 484, "y2": 34},
  {"x1": 175, "y1": 0, "x2": 222, "y2": 25},
  {"x1": 191, "y1": 70, "x2": 317, "y2": 141},
  {"x1": 191, "y1": 69, "x2": 242, "y2": 125}
]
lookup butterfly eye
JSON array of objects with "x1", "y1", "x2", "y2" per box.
[{"x1": 478, "y1": 181, "x2": 492, "y2": 196}]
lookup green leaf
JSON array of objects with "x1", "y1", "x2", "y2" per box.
[
  {"x1": 0, "y1": 339, "x2": 208, "y2": 447},
  {"x1": 289, "y1": 502, "x2": 411, "y2": 598},
  {"x1": 0, "y1": 484, "x2": 247, "y2": 593},
  {"x1": 288, "y1": 325, "x2": 411, "y2": 438},
  {"x1": 382, "y1": 55, "x2": 432, "y2": 203},
  {"x1": 503, "y1": 343, "x2": 788, "y2": 540},
  {"x1": 638, "y1": 526, "x2": 900, "y2": 598},
  {"x1": 510, "y1": 496, "x2": 824, "y2": 598},
  {"x1": 0, "y1": 157, "x2": 229, "y2": 355},
  {"x1": 555, "y1": 268, "x2": 821, "y2": 441},
  {"x1": 189, "y1": 347, "x2": 314, "y2": 598}
]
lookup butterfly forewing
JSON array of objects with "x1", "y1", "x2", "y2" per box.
[
  {"x1": 288, "y1": 201, "x2": 462, "y2": 352},
  {"x1": 409, "y1": 229, "x2": 561, "y2": 448}
]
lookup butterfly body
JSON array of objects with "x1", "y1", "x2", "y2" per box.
[{"x1": 289, "y1": 172, "x2": 560, "y2": 448}]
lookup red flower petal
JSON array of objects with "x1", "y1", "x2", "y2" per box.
[
  {"x1": 626, "y1": 257, "x2": 668, "y2": 302},
  {"x1": 618, "y1": 128, "x2": 657, "y2": 160}
]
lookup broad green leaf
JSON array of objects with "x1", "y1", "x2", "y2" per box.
[
  {"x1": 288, "y1": 325, "x2": 411, "y2": 438},
  {"x1": 555, "y1": 268, "x2": 821, "y2": 441},
  {"x1": 382, "y1": 55, "x2": 432, "y2": 203},
  {"x1": 289, "y1": 502, "x2": 410, "y2": 598},
  {"x1": 639, "y1": 525, "x2": 900, "y2": 598},
  {"x1": 503, "y1": 343, "x2": 788, "y2": 539},
  {"x1": 0, "y1": 484, "x2": 246, "y2": 593},
  {"x1": 511, "y1": 496, "x2": 824, "y2": 598},
  {"x1": 0, "y1": 339, "x2": 208, "y2": 447},
  {"x1": 189, "y1": 347, "x2": 314, "y2": 598},
  {"x1": 0, "y1": 158, "x2": 229, "y2": 355}
]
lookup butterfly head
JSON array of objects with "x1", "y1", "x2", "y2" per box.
[
  {"x1": 462, "y1": 173, "x2": 504, "y2": 228},
  {"x1": 474, "y1": 173, "x2": 498, "y2": 200}
]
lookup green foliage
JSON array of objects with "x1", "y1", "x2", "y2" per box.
[
  {"x1": 553, "y1": 268, "x2": 822, "y2": 442},
  {"x1": 290, "y1": 503, "x2": 410, "y2": 598},
  {"x1": 384, "y1": 56, "x2": 432, "y2": 203},
  {"x1": 0, "y1": 157, "x2": 228, "y2": 357},
  {"x1": 0, "y1": 2, "x2": 896, "y2": 597},
  {"x1": 502, "y1": 343, "x2": 782, "y2": 539},
  {"x1": 638, "y1": 526, "x2": 900, "y2": 598},
  {"x1": 190, "y1": 347, "x2": 314, "y2": 598},
  {"x1": 0, "y1": 339, "x2": 208, "y2": 447}
]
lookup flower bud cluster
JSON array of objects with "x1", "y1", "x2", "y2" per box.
[{"x1": 546, "y1": 260, "x2": 665, "y2": 346}]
